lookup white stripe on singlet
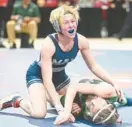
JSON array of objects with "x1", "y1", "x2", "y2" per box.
[{"x1": 37, "y1": 62, "x2": 65, "y2": 72}]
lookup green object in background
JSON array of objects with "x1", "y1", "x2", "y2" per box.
[{"x1": 60, "y1": 95, "x2": 65, "y2": 106}]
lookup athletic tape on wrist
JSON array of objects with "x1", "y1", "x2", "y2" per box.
[{"x1": 55, "y1": 104, "x2": 64, "y2": 113}]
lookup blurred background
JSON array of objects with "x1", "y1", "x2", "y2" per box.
[{"x1": 0, "y1": 0, "x2": 132, "y2": 49}]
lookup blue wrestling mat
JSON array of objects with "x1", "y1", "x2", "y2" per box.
[{"x1": 0, "y1": 49, "x2": 132, "y2": 127}]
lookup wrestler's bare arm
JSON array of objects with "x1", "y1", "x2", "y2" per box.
[
  {"x1": 64, "y1": 82, "x2": 117, "y2": 114},
  {"x1": 64, "y1": 83, "x2": 94, "y2": 113},
  {"x1": 41, "y1": 37, "x2": 62, "y2": 107},
  {"x1": 78, "y1": 34, "x2": 116, "y2": 86}
]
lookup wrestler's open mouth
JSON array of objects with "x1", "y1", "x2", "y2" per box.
[{"x1": 68, "y1": 29, "x2": 74, "y2": 34}]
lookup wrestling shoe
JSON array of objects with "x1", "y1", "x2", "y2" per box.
[{"x1": 0, "y1": 93, "x2": 23, "y2": 110}]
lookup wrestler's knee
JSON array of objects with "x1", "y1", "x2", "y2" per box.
[
  {"x1": 29, "y1": 99, "x2": 47, "y2": 118},
  {"x1": 31, "y1": 107, "x2": 47, "y2": 118}
]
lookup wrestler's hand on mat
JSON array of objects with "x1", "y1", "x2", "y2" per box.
[
  {"x1": 71, "y1": 103, "x2": 81, "y2": 116},
  {"x1": 54, "y1": 110, "x2": 75, "y2": 125}
]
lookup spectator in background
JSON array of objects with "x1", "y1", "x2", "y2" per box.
[
  {"x1": 94, "y1": 0, "x2": 112, "y2": 38},
  {"x1": 58, "y1": 0, "x2": 79, "y2": 6},
  {"x1": 35, "y1": 0, "x2": 78, "y2": 8},
  {"x1": 79, "y1": 0, "x2": 95, "y2": 8},
  {"x1": 6, "y1": 0, "x2": 41, "y2": 48},
  {"x1": 0, "y1": 0, "x2": 8, "y2": 47},
  {"x1": 117, "y1": 0, "x2": 132, "y2": 40},
  {"x1": 35, "y1": 0, "x2": 58, "y2": 8},
  {"x1": 94, "y1": 0, "x2": 111, "y2": 8},
  {"x1": 110, "y1": 0, "x2": 125, "y2": 9}
]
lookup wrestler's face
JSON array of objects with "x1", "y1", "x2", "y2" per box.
[
  {"x1": 60, "y1": 13, "x2": 78, "y2": 39},
  {"x1": 85, "y1": 95, "x2": 107, "y2": 114}
]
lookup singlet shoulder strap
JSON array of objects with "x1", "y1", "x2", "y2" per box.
[
  {"x1": 48, "y1": 34, "x2": 58, "y2": 46},
  {"x1": 73, "y1": 33, "x2": 79, "y2": 49},
  {"x1": 48, "y1": 33, "x2": 79, "y2": 50}
]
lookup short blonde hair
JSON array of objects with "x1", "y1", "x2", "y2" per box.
[
  {"x1": 83, "y1": 96, "x2": 119, "y2": 125},
  {"x1": 49, "y1": 5, "x2": 80, "y2": 32}
]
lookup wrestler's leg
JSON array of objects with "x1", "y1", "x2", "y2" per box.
[
  {"x1": 0, "y1": 61, "x2": 49, "y2": 118},
  {"x1": 19, "y1": 82, "x2": 47, "y2": 118},
  {"x1": 0, "y1": 82, "x2": 48, "y2": 118}
]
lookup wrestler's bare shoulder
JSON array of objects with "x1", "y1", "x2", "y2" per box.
[
  {"x1": 77, "y1": 33, "x2": 88, "y2": 41},
  {"x1": 77, "y1": 33, "x2": 90, "y2": 49},
  {"x1": 41, "y1": 36, "x2": 55, "y2": 55}
]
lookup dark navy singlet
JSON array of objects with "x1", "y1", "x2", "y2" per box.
[{"x1": 38, "y1": 33, "x2": 79, "y2": 72}]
